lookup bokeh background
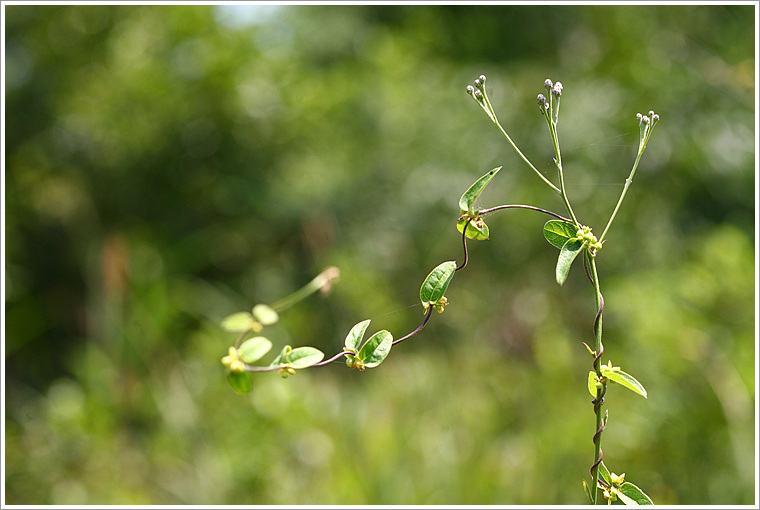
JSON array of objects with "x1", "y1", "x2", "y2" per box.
[{"x1": 3, "y1": 3, "x2": 756, "y2": 505}]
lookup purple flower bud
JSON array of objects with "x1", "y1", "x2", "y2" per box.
[
  {"x1": 479, "y1": 74, "x2": 486, "y2": 83},
  {"x1": 466, "y1": 85, "x2": 475, "y2": 95},
  {"x1": 544, "y1": 79, "x2": 553, "y2": 90},
  {"x1": 642, "y1": 115, "x2": 650, "y2": 124},
  {"x1": 537, "y1": 94, "x2": 547, "y2": 106},
  {"x1": 474, "y1": 90, "x2": 484, "y2": 101},
  {"x1": 551, "y1": 82, "x2": 563, "y2": 96}
]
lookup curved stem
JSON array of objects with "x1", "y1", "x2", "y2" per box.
[
  {"x1": 456, "y1": 217, "x2": 472, "y2": 271},
  {"x1": 312, "y1": 350, "x2": 350, "y2": 367},
  {"x1": 392, "y1": 305, "x2": 434, "y2": 346},
  {"x1": 477, "y1": 204, "x2": 572, "y2": 223}
]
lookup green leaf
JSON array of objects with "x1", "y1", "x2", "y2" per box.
[
  {"x1": 420, "y1": 261, "x2": 457, "y2": 308},
  {"x1": 221, "y1": 311, "x2": 256, "y2": 332},
  {"x1": 602, "y1": 367, "x2": 648, "y2": 398},
  {"x1": 238, "y1": 336, "x2": 272, "y2": 364},
  {"x1": 456, "y1": 216, "x2": 490, "y2": 240},
  {"x1": 582, "y1": 479, "x2": 594, "y2": 503},
  {"x1": 227, "y1": 371, "x2": 251, "y2": 394},
  {"x1": 344, "y1": 319, "x2": 371, "y2": 352},
  {"x1": 588, "y1": 371, "x2": 599, "y2": 398},
  {"x1": 556, "y1": 238, "x2": 584, "y2": 286},
  {"x1": 269, "y1": 345, "x2": 292, "y2": 367},
  {"x1": 252, "y1": 304, "x2": 279, "y2": 326},
  {"x1": 543, "y1": 220, "x2": 578, "y2": 250},
  {"x1": 459, "y1": 166, "x2": 501, "y2": 214},
  {"x1": 285, "y1": 346, "x2": 324, "y2": 368},
  {"x1": 618, "y1": 481, "x2": 654, "y2": 505},
  {"x1": 597, "y1": 461, "x2": 612, "y2": 486},
  {"x1": 359, "y1": 330, "x2": 393, "y2": 368}
]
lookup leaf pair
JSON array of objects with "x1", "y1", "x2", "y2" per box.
[
  {"x1": 543, "y1": 220, "x2": 584, "y2": 286},
  {"x1": 221, "y1": 304, "x2": 280, "y2": 332},
  {"x1": 585, "y1": 461, "x2": 653, "y2": 505},
  {"x1": 457, "y1": 167, "x2": 501, "y2": 240},
  {"x1": 420, "y1": 261, "x2": 456, "y2": 311},
  {"x1": 587, "y1": 363, "x2": 648, "y2": 399},
  {"x1": 343, "y1": 319, "x2": 393, "y2": 369}
]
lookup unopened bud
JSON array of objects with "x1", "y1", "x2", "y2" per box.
[
  {"x1": 652, "y1": 113, "x2": 659, "y2": 123},
  {"x1": 479, "y1": 74, "x2": 486, "y2": 83},
  {"x1": 466, "y1": 85, "x2": 475, "y2": 95},
  {"x1": 544, "y1": 78, "x2": 553, "y2": 90},
  {"x1": 552, "y1": 81, "x2": 563, "y2": 96},
  {"x1": 636, "y1": 112, "x2": 643, "y2": 121},
  {"x1": 473, "y1": 90, "x2": 484, "y2": 101},
  {"x1": 473, "y1": 78, "x2": 483, "y2": 90}
]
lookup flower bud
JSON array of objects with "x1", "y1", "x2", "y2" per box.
[
  {"x1": 473, "y1": 90, "x2": 484, "y2": 102},
  {"x1": 636, "y1": 113, "x2": 643, "y2": 121},
  {"x1": 478, "y1": 74, "x2": 486, "y2": 83},
  {"x1": 652, "y1": 113, "x2": 659, "y2": 123},
  {"x1": 552, "y1": 81, "x2": 563, "y2": 96},
  {"x1": 544, "y1": 78, "x2": 553, "y2": 90},
  {"x1": 466, "y1": 85, "x2": 475, "y2": 95}
]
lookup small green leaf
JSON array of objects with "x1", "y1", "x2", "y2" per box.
[
  {"x1": 285, "y1": 346, "x2": 324, "y2": 368},
  {"x1": 456, "y1": 216, "x2": 490, "y2": 240},
  {"x1": 238, "y1": 336, "x2": 273, "y2": 364},
  {"x1": 359, "y1": 330, "x2": 393, "y2": 368},
  {"x1": 344, "y1": 319, "x2": 371, "y2": 352},
  {"x1": 227, "y1": 371, "x2": 251, "y2": 394},
  {"x1": 269, "y1": 345, "x2": 292, "y2": 367},
  {"x1": 588, "y1": 371, "x2": 599, "y2": 398},
  {"x1": 619, "y1": 482, "x2": 654, "y2": 505},
  {"x1": 543, "y1": 220, "x2": 578, "y2": 250},
  {"x1": 602, "y1": 367, "x2": 648, "y2": 398},
  {"x1": 221, "y1": 311, "x2": 256, "y2": 332},
  {"x1": 420, "y1": 261, "x2": 457, "y2": 308},
  {"x1": 459, "y1": 166, "x2": 501, "y2": 214},
  {"x1": 582, "y1": 479, "x2": 594, "y2": 503},
  {"x1": 556, "y1": 238, "x2": 584, "y2": 286},
  {"x1": 252, "y1": 304, "x2": 279, "y2": 326}
]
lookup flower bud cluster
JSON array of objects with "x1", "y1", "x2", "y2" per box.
[{"x1": 221, "y1": 347, "x2": 246, "y2": 373}]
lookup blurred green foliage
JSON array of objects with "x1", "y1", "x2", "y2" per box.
[{"x1": 4, "y1": 4, "x2": 755, "y2": 505}]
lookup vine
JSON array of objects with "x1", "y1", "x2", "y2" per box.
[{"x1": 219, "y1": 74, "x2": 659, "y2": 505}]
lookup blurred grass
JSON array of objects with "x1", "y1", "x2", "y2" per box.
[{"x1": 4, "y1": 4, "x2": 756, "y2": 505}]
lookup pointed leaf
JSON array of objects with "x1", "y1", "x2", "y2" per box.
[
  {"x1": 597, "y1": 461, "x2": 612, "y2": 486},
  {"x1": 457, "y1": 216, "x2": 490, "y2": 240},
  {"x1": 602, "y1": 367, "x2": 648, "y2": 398},
  {"x1": 221, "y1": 312, "x2": 256, "y2": 332},
  {"x1": 543, "y1": 220, "x2": 579, "y2": 249},
  {"x1": 359, "y1": 330, "x2": 393, "y2": 368},
  {"x1": 269, "y1": 345, "x2": 292, "y2": 367},
  {"x1": 285, "y1": 346, "x2": 324, "y2": 368},
  {"x1": 227, "y1": 371, "x2": 251, "y2": 394},
  {"x1": 252, "y1": 304, "x2": 279, "y2": 326},
  {"x1": 344, "y1": 319, "x2": 371, "y2": 352},
  {"x1": 619, "y1": 482, "x2": 653, "y2": 505},
  {"x1": 459, "y1": 167, "x2": 501, "y2": 213},
  {"x1": 238, "y1": 336, "x2": 273, "y2": 364},
  {"x1": 588, "y1": 371, "x2": 599, "y2": 398},
  {"x1": 420, "y1": 261, "x2": 457, "y2": 307},
  {"x1": 582, "y1": 479, "x2": 594, "y2": 503},
  {"x1": 556, "y1": 238, "x2": 584, "y2": 286}
]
